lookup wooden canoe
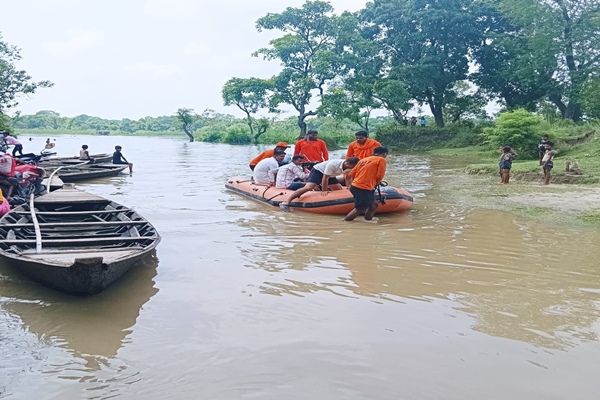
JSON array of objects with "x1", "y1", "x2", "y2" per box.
[
  {"x1": 0, "y1": 185, "x2": 160, "y2": 295},
  {"x1": 43, "y1": 153, "x2": 113, "y2": 164},
  {"x1": 50, "y1": 164, "x2": 127, "y2": 182},
  {"x1": 225, "y1": 177, "x2": 413, "y2": 215}
]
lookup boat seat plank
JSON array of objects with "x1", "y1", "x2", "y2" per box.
[
  {"x1": 5, "y1": 221, "x2": 148, "y2": 228},
  {"x1": 12, "y1": 209, "x2": 132, "y2": 216},
  {"x1": 0, "y1": 236, "x2": 158, "y2": 244}
]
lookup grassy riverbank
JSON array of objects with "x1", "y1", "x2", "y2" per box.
[{"x1": 426, "y1": 129, "x2": 600, "y2": 227}]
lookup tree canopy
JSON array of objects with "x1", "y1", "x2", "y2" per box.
[{"x1": 0, "y1": 33, "x2": 53, "y2": 114}]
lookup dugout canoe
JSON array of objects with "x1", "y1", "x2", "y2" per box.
[
  {"x1": 0, "y1": 185, "x2": 160, "y2": 295},
  {"x1": 225, "y1": 177, "x2": 413, "y2": 214},
  {"x1": 43, "y1": 153, "x2": 113, "y2": 164},
  {"x1": 51, "y1": 164, "x2": 127, "y2": 182}
]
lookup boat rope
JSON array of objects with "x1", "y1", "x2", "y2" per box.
[
  {"x1": 29, "y1": 191, "x2": 43, "y2": 253},
  {"x1": 47, "y1": 166, "x2": 64, "y2": 188},
  {"x1": 266, "y1": 192, "x2": 285, "y2": 201}
]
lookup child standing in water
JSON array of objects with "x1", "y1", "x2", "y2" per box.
[
  {"x1": 541, "y1": 142, "x2": 555, "y2": 185},
  {"x1": 498, "y1": 146, "x2": 515, "y2": 184}
]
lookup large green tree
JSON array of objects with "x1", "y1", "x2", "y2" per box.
[
  {"x1": 496, "y1": 0, "x2": 600, "y2": 121},
  {"x1": 253, "y1": 1, "x2": 343, "y2": 137},
  {"x1": 0, "y1": 33, "x2": 53, "y2": 114},
  {"x1": 222, "y1": 77, "x2": 272, "y2": 142},
  {"x1": 360, "y1": 0, "x2": 484, "y2": 127}
]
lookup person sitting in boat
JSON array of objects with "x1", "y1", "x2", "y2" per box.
[
  {"x1": 279, "y1": 157, "x2": 360, "y2": 212},
  {"x1": 346, "y1": 130, "x2": 382, "y2": 160},
  {"x1": 249, "y1": 142, "x2": 291, "y2": 171},
  {"x1": 293, "y1": 130, "x2": 329, "y2": 165},
  {"x1": 252, "y1": 151, "x2": 287, "y2": 185},
  {"x1": 275, "y1": 155, "x2": 309, "y2": 190},
  {"x1": 79, "y1": 145, "x2": 95, "y2": 162},
  {"x1": 112, "y1": 145, "x2": 133, "y2": 173}
]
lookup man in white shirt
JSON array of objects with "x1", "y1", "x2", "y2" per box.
[
  {"x1": 276, "y1": 155, "x2": 309, "y2": 190},
  {"x1": 252, "y1": 151, "x2": 286, "y2": 185},
  {"x1": 279, "y1": 157, "x2": 359, "y2": 211}
]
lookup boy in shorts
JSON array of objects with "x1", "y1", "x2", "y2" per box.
[{"x1": 541, "y1": 142, "x2": 555, "y2": 185}]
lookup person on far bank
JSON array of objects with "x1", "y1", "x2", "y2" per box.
[
  {"x1": 113, "y1": 145, "x2": 133, "y2": 173},
  {"x1": 541, "y1": 142, "x2": 555, "y2": 185},
  {"x1": 2, "y1": 131, "x2": 23, "y2": 157},
  {"x1": 346, "y1": 130, "x2": 382, "y2": 160},
  {"x1": 344, "y1": 147, "x2": 389, "y2": 222},
  {"x1": 538, "y1": 134, "x2": 551, "y2": 166},
  {"x1": 253, "y1": 151, "x2": 286, "y2": 185},
  {"x1": 498, "y1": 146, "x2": 515, "y2": 184},
  {"x1": 279, "y1": 157, "x2": 359, "y2": 212},
  {"x1": 293, "y1": 130, "x2": 328, "y2": 164},
  {"x1": 249, "y1": 142, "x2": 291, "y2": 171},
  {"x1": 420, "y1": 116, "x2": 427, "y2": 127},
  {"x1": 79, "y1": 144, "x2": 95, "y2": 162},
  {"x1": 275, "y1": 155, "x2": 309, "y2": 190}
]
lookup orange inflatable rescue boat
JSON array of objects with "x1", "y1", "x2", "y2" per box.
[{"x1": 225, "y1": 177, "x2": 413, "y2": 215}]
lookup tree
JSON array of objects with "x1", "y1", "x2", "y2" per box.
[
  {"x1": 471, "y1": 4, "x2": 556, "y2": 111},
  {"x1": 444, "y1": 82, "x2": 488, "y2": 123},
  {"x1": 497, "y1": 0, "x2": 600, "y2": 122},
  {"x1": 360, "y1": 0, "x2": 484, "y2": 127},
  {"x1": 222, "y1": 77, "x2": 272, "y2": 142},
  {"x1": 581, "y1": 77, "x2": 600, "y2": 120},
  {"x1": 0, "y1": 33, "x2": 53, "y2": 114},
  {"x1": 175, "y1": 108, "x2": 196, "y2": 142},
  {"x1": 254, "y1": 1, "x2": 342, "y2": 137}
]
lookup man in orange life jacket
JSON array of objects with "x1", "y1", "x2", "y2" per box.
[
  {"x1": 344, "y1": 146, "x2": 389, "y2": 222},
  {"x1": 293, "y1": 130, "x2": 328, "y2": 164}
]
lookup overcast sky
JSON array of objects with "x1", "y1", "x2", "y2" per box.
[{"x1": 2, "y1": 0, "x2": 370, "y2": 120}]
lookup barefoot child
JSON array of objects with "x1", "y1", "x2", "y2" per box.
[
  {"x1": 498, "y1": 146, "x2": 514, "y2": 184},
  {"x1": 541, "y1": 142, "x2": 555, "y2": 185}
]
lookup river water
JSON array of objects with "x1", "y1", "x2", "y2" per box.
[{"x1": 1, "y1": 135, "x2": 599, "y2": 399}]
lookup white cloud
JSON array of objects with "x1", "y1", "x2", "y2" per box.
[
  {"x1": 124, "y1": 63, "x2": 182, "y2": 78},
  {"x1": 143, "y1": 0, "x2": 202, "y2": 18},
  {"x1": 44, "y1": 29, "x2": 104, "y2": 56},
  {"x1": 182, "y1": 42, "x2": 211, "y2": 56}
]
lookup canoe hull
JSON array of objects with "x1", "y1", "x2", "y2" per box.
[
  {"x1": 226, "y1": 177, "x2": 413, "y2": 215},
  {"x1": 0, "y1": 249, "x2": 155, "y2": 295},
  {"x1": 0, "y1": 186, "x2": 160, "y2": 295}
]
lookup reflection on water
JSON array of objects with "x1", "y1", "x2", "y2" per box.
[
  {"x1": 1, "y1": 135, "x2": 599, "y2": 399},
  {"x1": 0, "y1": 252, "x2": 159, "y2": 395}
]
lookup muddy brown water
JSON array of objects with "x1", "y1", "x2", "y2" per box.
[{"x1": 1, "y1": 135, "x2": 599, "y2": 399}]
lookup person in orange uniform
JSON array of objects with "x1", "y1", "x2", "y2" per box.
[
  {"x1": 346, "y1": 130, "x2": 382, "y2": 160},
  {"x1": 249, "y1": 142, "x2": 290, "y2": 171},
  {"x1": 344, "y1": 146, "x2": 388, "y2": 222},
  {"x1": 293, "y1": 130, "x2": 328, "y2": 164}
]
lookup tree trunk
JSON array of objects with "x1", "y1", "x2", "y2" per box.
[
  {"x1": 564, "y1": 102, "x2": 582, "y2": 122},
  {"x1": 245, "y1": 112, "x2": 254, "y2": 138},
  {"x1": 183, "y1": 126, "x2": 194, "y2": 142},
  {"x1": 426, "y1": 91, "x2": 445, "y2": 127},
  {"x1": 297, "y1": 115, "x2": 307, "y2": 139},
  {"x1": 549, "y1": 93, "x2": 567, "y2": 118}
]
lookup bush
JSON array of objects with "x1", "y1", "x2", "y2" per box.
[
  {"x1": 223, "y1": 124, "x2": 252, "y2": 145},
  {"x1": 482, "y1": 109, "x2": 543, "y2": 159}
]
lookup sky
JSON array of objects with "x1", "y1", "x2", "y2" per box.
[{"x1": 2, "y1": 0, "x2": 371, "y2": 120}]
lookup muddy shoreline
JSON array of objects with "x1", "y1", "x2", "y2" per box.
[{"x1": 431, "y1": 169, "x2": 600, "y2": 225}]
